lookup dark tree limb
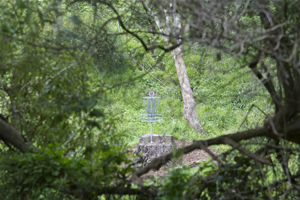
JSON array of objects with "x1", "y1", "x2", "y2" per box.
[
  {"x1": 133, "y1": 120, "x2": 300, "y2": 178},
  {"x1": 223, "y1": 137, "x2": 271, "y2": 165},
  {"x1": 249, "y1": 54, "x2": 280, "y2": 112},
  {"x1": 0, "y1": 118, "x2": 32, "y2": 152},
  {"x1": 198, "y1": 142, "x2": 223, "y2": 166},
  {"x1": 63, "y1": 182, "x2": 157, "y2": 199},
  {"x1": 133, "y1": 126, "x2": 270, "y2": 177},
  {"x1": 100, "y1": 0, "x2": 182, "y2": 52}
]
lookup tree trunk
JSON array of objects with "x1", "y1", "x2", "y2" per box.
[
  {"x1": 145, "y1": 0, "x2": 207, "y2": 135},
  {"x1": 172, "y1": 46, "x2": 207, "y2": 135}
]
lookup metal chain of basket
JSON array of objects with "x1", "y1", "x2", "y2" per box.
[{"x1": 140, "y1": 91, "x2": 163, "y2": 142}]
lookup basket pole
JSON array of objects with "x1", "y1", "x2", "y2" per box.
[
  {"x1": 150, "y1": 122, "x2": 153, "y2": 143},
  {"x1": 150, "y1": 97, "x2": 153, "y2": 142}
]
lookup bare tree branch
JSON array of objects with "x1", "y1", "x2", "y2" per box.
[
  {"x1": 248, "y1": 54, "x2": 280, "y2": 112},
  {"x1": 223, "y1": 137, "x2": 271, "y2": 165},
  {"x1": 133, "y1": 126, "x2": 270, "y2": 177},
  {"x1": 103, "y1": 1, "x2": 181, "y2": 52},
  {"x1": 0, "y1": 118, "x2": 30, "y2": 152}
]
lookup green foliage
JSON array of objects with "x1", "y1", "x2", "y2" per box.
[
  {"x1": 0, "y1": 142, "x2": 132, "y2": 200},
  {"x1": 0, "y1": 147, "x2": 80, "y2": 199},
  {"x1": 0, "y1": 0, "x2": 297, "y2": 199},
  {"x1": 158, "y1": 166, "x2": 193, "y2": 200},
  {"x1": 158, "y1": 150, "x2": 300, "y2": 200}
]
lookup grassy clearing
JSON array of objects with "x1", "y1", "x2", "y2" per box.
[{"x1": 101, "y1": 46, "x2": 274, "y2": 152}]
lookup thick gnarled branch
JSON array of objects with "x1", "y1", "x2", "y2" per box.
[
  {"x1": 133, "y1": 127, "x2": 270, "y2": 177},
  {"x1": 0, "y1": 118, "x2": 28, "y2": 152},
  {"x1": 133, "y1": 121, "x2": 300, "y2": 178}
]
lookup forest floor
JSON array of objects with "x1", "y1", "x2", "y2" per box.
[{"x1": 133, "y1": 140, "x2": 218, "y2": 178}]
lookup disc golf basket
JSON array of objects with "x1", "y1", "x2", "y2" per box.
[{"x1": 140, "y1": 91, "x2": 163, "y2": 142}]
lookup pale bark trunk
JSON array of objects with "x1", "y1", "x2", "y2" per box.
[
  {"x1": 142, "y1": 0, "x2": 207, "y2": 135},
  {"x1": 171, "y1": 47, "x2": 207, "y2": 135}
]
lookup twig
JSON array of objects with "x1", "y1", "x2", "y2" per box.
[
  {"x1": 136, "y1": 62, "x2": 166, "y2": 86},
  {"x1": 37, "y1": 63, "x2": 77, "y2": 100},
  {"x1": 198, "y1": 141, "x2": 223, "y2": 166}
]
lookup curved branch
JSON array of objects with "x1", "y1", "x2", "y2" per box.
[
  {"x1": 134, "y1": 126, "x2": 270, "y2": 177},
  {"x1": 0, "y1": 118, "x2": 29, "y2": 152},
  {"x1": 133, "y1": 118, "x2": 300, "y2": 178},
  {"x1": 249, "y1": 54, "x2": 280, "y2": 112},
  {"x1": 103, "y1": 1, "x2": 181, "y2": 52}
]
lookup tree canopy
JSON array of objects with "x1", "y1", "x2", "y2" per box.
[{"x1": 0, "y1": 0, "x2": 299, "y2": 199}]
